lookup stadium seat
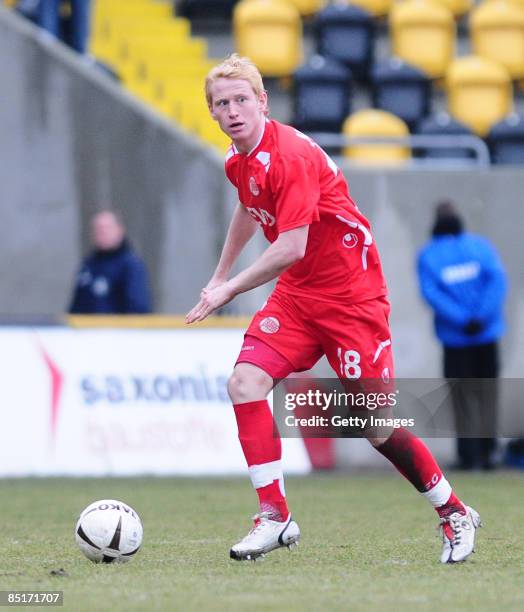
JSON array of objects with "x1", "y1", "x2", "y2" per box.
[
  {"x1": 487, "y1": 112, "x2": 524, "y2": 164},
  {"x1": 446, "y1": 55, "x2": 513, "y2": 136},
  {"x1": 470, "y1": 0, "x2": 524, "y2": 81},
  {"x1": 342, "y1": 109, "x2": 411, "y2": 164},
  {"x1": 177, "y1": 0, "x2": 239, "y2": 20},
  {"x1": 233, "y1": 0, "x2": 303, "y2": 77},
  {"x1": 416, "y1": 111, "x2": 476, "y2": 160},
  {"x1": 428, "y1": 0, "x2": 472, "y2": 19},
  {"x1": 371, "y1": 57, "x2": 432, "y2": 130},
  {"x1": 349, "y1": 0, "x2": 393, "y2": 18},
  {"x1": 389, "y1": 0, "x2": 455, "y2": 80},
  {"x1": 292, "y1": 55, "x2": 352, "y2": 133},
  {"x1": 314, "y1": 3, "x2": 375, "y2": 81},
  {"x1": 508, "y1": 0, "x2": 524, "y2": 7},
  {"x1": 284, "y1": 0, "x2": 327, "y2": 17}
]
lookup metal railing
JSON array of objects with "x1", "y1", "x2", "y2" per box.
[{"x1": 309, "y1": 133, "x2": 491, "y2": 168}]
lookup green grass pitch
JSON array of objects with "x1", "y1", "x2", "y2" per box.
[{"x1": 0, "y1": 473, "x2": 523, "y2": 611}]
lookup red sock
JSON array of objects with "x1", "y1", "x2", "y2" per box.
[
  {"x1": 375, "y1": 427, "x2": 465, "y2": 515},
  {"x1": 234, "y1": 400, "x2": 289, "y2": 520}
]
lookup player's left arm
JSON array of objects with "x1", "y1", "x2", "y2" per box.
[{"x1": 185, "y1": 225, "x2": 309, "y2": 323}]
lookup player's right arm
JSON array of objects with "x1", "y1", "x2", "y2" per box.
[{"x1": 206, "y1": 202, "x2": 259, "y2": 289}]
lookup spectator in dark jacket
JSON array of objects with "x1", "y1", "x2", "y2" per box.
[
  {"x1": 417, "y1": 201, "x2": 507, "y2": 470},
  {"x1": 69, "y1": 210, "x2": 152, "y2": 314}
]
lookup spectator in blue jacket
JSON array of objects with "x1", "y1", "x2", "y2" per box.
[
  {"x1": 69, "y1": 210, "x2": 152, "y2": 314},
  {"x1": 417, "y1": 201, "x2": 507, "y2": 470}
]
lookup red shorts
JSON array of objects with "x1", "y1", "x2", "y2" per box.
[{"x1": 236, "y1": 291, "x2": 394, "y2": 382}]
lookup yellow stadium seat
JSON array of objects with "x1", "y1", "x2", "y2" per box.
[
  {"x1": 123, "y1": 37, "x2": 207, "y2": 63},
  {"x1": 446, "y1": 55, "x2": 513, "y2": 136},
  {"x1": 390, "y1": 0, "x2": 455, "y2": 79},
  {"x1": 425, "y1": 0, "x2": 472, "y2": 18},
  {"x1": 350, "y1": 0, "x2": 393, "y2": 18},
  {"x1": 233, "y1": 0, "x2": 303, "y2": 77},
  {"x1": 136, "y1": 59, "x2": 214, "y2": 82},
  {"x1": 92, "y1": 19, "x2": 190, "y2": 60},
  {"x1": 342, "y1": 109, "x2": 411, "y2": 164},
  {"x1": 470, "y1": 0, "x2": 524, "y2": 80},
  {"x1": 96, "y1": 16, "x2": 190, "y2": 44},
  {"x1": 94, "y1": 1, "x2": 172, "y2": 20},
  {"x1": 283, "y1": 0, "x2": 327, "y2": 16}
]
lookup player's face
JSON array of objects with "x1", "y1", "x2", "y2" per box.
[{"x1": 208, "y1": 78, "x2": 267, "y2": 153}]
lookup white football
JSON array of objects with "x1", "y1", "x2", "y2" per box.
[{"x1": 75, "y1": 499, "x2": 143, "y2": 563}]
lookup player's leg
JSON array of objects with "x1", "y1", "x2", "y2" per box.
[
  {"x1": 321, "y1": 296, "x2": 481, "y2": 563},
  {"x1": 228, "y1": 293, "x2": 321, "y2": 560},
  {"x1": 228, "y1": 357, "x2": 300, "y2": 560},
  {"x1": 228, "y1": 359, "x2": 288, "y2": 522}
]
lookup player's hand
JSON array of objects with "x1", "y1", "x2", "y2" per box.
[{"x1": 185, "y1": 282, "x2": 235, "y2": 324}]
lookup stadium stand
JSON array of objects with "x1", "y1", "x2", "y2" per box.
[
  {"x1": 292, "y1": 54, "x2": 352, "y2": 133},
  {"x1": 415, "y1": 111, "x2": 477, "y2": 160},
  {"x1": 10, "y1": 0, "x2": 523, "y2": 161},
  {"x1": 342, "y1": 108, "x2": 411, "y2": 164},
  {"x1": 90, "y1": 0, "x2": 230, "y2": 150},
  {"x1": 233, "y1": 0, "x2": 303, "y2": 77},
  {"x1": 371, "y1": 57, "x2": 432, "y2": 130},
  {"x1": 313, "y1": 3, "x2": 375, "y2": 81},
  {"x1": 446, "y1": 55, "x2": 513, "y2": 136},
  {"x1": 389, "y1": 0, "x2": 455, "y2": 80},
  {"x1": 470, "y1": 0, "x2": 524, "y2": 81},
  {"x1": 487, "y1": 112, "x2": 524, "y2": 164}
]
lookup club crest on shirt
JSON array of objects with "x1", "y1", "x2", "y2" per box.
[
  {"x1": 342, "y1": 232, "x2": 358, "y2": 249},
  {"x1": 259, "y1": 316, "x2": 280, "y2": 334},
  {"x1": 249, "y1": 176, "x2": 260, "y2": 196},
  {"x1": 381, "y1": 367, "x2": 390, "y2": 384}
]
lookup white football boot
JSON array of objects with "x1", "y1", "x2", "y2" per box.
[
  {"x1": 230, "y1": 512, "x2": 300, "y2": 561},
  {"x1": 439, "y1": 505, "x2": 481, "y2": 563}
]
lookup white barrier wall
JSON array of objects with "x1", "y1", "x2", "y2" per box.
[{"x1": 0, "y1": 327, "x2": 311, "y2": 477}]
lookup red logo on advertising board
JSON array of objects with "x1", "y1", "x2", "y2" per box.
[{"x1": 37, "y1": 341, "x2": 64, "y2": 442}]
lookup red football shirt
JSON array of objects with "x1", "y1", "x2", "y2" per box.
[{"x1": 225, "y1": 120, "x2": 387, "y2": 303}]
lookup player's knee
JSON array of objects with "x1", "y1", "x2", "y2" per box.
[
  {"x1": 367, "y1": 436, "x2": 389, "y2": 448},
  {"x1": 227, "y1": 363, "x2": 273, "y2": 403}
]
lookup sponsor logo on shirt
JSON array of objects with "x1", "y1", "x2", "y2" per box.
[
  {"x1": 259, "y1": 317, "x2": 280, "y2": 334},
  {"x1": 342, "y1": 232, "x2": 358, "y2": 249},
  {"x1": 93, "y1": 277, "x2": 109, "y2": 296},
  {"x1": 249, "y1": 176, "x2": 260, "y2": 196},
  {"x1": 441, "y1": 261, "x2": 480, "y2": 285}
]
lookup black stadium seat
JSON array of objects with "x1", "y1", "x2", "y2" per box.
[
  {"x1": 371, "y1": 58, "x2": 431, "y2": 130},
  {"x1": 177, "y1": 0, "x2": 239, "y2": 20},
  {"x1": 292, "y1": 55, "x2": 352, "y2": 133},
  {"x1": 487, "y1": 113, "x2": 524, "y2": 165},
  {"x1": 314, "y1": 3, "x2": 375, "y2": 81},
  {"x1": 415, "y1": 112, "x2": 476, "y2": 160}
]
